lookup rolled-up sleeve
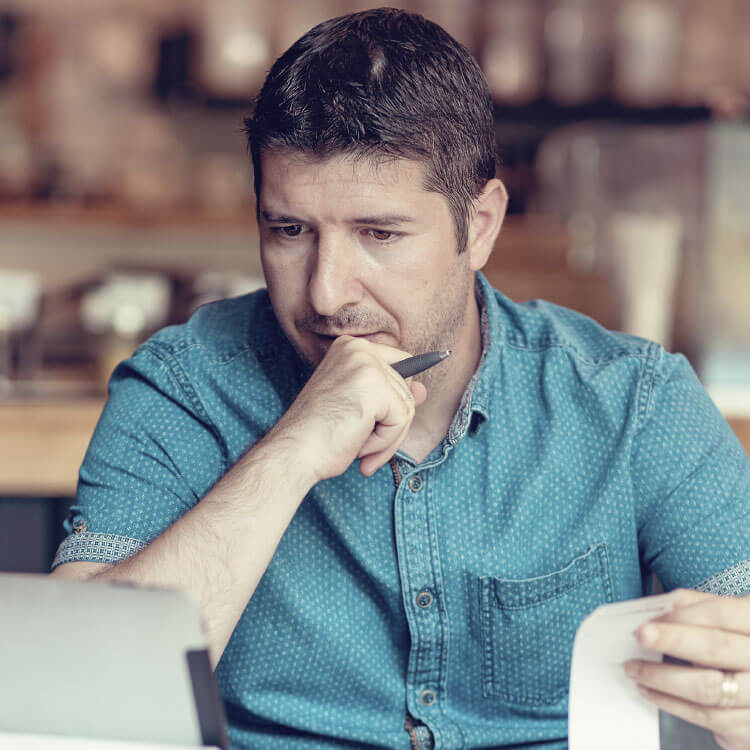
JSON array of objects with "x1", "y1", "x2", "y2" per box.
[
  {"x1": 52, "y1": 342, "x2": 226, "y2": 570},
  {"x1": 631, "y1": 350, "x2": 750, "y2": 594}
]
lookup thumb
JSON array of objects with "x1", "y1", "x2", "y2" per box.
[{"x1": 409, "y1": 380, "x2": 427, "y2": 407}]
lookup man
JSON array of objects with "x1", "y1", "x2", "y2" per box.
[{"x1": 51, "y1": 8, "x2": 749, "y2": 750}]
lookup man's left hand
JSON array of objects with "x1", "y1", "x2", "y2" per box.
[{"x1": 623, "y1": 589, "x2": 750, "y2": 750}]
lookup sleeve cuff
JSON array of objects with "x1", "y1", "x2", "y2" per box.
[
  {"x1": 51, "y1": 532, "x2": 148, "y2": 570},
  {"x1": 694, "y1": 559, "x2": 750, "y2": 596}
]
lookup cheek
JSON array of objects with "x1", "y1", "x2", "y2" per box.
[{"x1": 262, "y1": 253, "x2": 307, "y2": 305}]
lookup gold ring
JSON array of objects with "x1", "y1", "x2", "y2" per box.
[{"x1": 718, "y1": 672, "x2": 740, "y2": 708}]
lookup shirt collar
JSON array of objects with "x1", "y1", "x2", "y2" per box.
[{"x1": 446, "y1": 270, "x2": 502, "y2": 443}]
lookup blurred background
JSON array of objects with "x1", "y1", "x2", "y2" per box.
[{"x1": 0, "y1": 0, "x2": 749, "y2": 572}]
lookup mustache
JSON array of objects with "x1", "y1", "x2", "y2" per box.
[{"x1": 296, "y1": 309, "x2": 393, "y2": 334}]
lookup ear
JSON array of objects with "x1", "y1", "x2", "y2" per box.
[{"x1": 467, "y1": 178, "x2": 508, "y2": 272}]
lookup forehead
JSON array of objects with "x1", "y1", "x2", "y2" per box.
[{"x1": 259, "y1": 150, "x2": 443, "y2": 216}]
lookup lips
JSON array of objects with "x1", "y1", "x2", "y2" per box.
[{"x1": 312, "y1": 332, "x2": 381, "y2": 339}]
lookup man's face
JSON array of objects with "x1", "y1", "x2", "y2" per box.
[{"x1": 258, "y1": 150, "x2": 476, "y2": 390}]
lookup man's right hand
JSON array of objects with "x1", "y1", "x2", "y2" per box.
[{"x1": 271, "y1": 335, "x2": 427, "y2": 482}]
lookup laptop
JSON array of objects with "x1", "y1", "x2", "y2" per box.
[{"x1": 0, "y1": 574, "x2": 229, "y2": 749}]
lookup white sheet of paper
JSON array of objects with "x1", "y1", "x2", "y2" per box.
[{"x1": 569, "y1": 593, "x2": 677, "y2": 750}]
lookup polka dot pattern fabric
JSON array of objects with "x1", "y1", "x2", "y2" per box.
[{"x1": 53, "y1": 272, "x2": 750, "y2": 749}]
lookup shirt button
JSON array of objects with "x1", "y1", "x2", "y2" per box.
[
  {"x1": 408, "y1": 475, "x2": 423, "y2": 492},
  {"x1": 419, "y1": 689, "x2": 436, "y2": 706},
  {"x1": 416, "y1": 590, "x2": 433, "y2": 609}
]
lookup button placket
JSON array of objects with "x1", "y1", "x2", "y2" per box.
[{"x1": 393, "y1": 464, "x2": 459, "y2": 741}]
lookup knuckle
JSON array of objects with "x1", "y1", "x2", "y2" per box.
[
  {"x1": 706, "y1": 631, "x2": 732, "y2": 663},
  {"x1": 717, "y1": 599, "x2": 736, "y2": 628},
  {"x1": 700, "y1": 671, "x2": 724, "y2": 706}
]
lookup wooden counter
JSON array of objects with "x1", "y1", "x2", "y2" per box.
[
  {"x1": 0, "y1": 399, "x2": 105, "y2": 497},
  {"x1": 0, "y1": 399, "x2": 748, "y2": 498}
]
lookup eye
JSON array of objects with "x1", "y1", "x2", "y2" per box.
[
  {"x1": 277, "y1": 224, "x2": 303, "y2": 237},
  {"x1": 367, "y1": 229, "x2": 398, "y2": 242}
]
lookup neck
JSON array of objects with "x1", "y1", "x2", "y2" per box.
[{"x1": 403, "y1": 294, "x2": 482, "y2": 460}]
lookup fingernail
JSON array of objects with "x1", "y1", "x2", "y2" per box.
[
  {"x1": 637, "y1": 685, "x2": 650, "y2": 698},
  {"x1": 639, "y1": 623, "x2": 659, "y2": 646},
  {"x1": 624, "y1": 661, "x2": 638, "y2": 678}
]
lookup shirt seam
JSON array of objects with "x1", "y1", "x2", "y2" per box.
[
  {"x1": 140, "y1": 342, "x2": 230, "y2": 473},
  {"x1": 633, "y1": 342, "x2": 663, "y2": 433},
  {"x1": 505, "y1": 338, "x2": 658, "y2": 368},
  {"x1": 144, "y1": 295, "x2": 276, "y2": 366},
  {"x1": 628, "y1": 343, "x2": 665, "y2": 543}
]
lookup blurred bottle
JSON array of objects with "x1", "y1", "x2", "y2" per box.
[
  {"x1": 610, "y1": 211, "x2": 683, "y2": 349},
  {"x1": 81, "y1": 12, "x2": 157, "y2": 93},
  {"x1": 35, "y1": 9, "x2": 159, "y2": 203},
  {"x1": 273, "y1": 1, "x2": 341, "y2": 57},
  {"x1": 0, "y1": 269, "x2": 42, "y2": 397},
  {"x1": 676, "y1": 0, "x2": 731, "y2": 107},
  {"x1": 544, "y1": 0, "x2": 611, "y2": 105},
  {"x1": 480, "y1": 0, "x2": 543, "y2": 104},
  {"x1": 732, "y1": 1, "x2": 750, "y2": 114},
  {"x1": 411, "y1": 0, "x2": 477, "y2": 52},
  {"x1": 113, "y1": 109, "x2": 191, "y2": 214},
  {"x1": 80, "y1": 273, "x2": 171, "y2": 388},
  {"x1": 534, "y1": 125, "x2": 605, "y2": 272},
  {"x1": 197, "y1": 0, "x2": 272, "y2": 98},
  {"x1": 700, "y1": 124, "x2": 750, "y2": 397},
  {"x1": 192, "y1": 270, "x2": 265, "y2": 313},
  {"x1": 613, "y1": 0, "x2": 680, "y2": 106},
  {"x1": 0, "y1": 96, "x2": 34, "y2": 199},
  {"x1": 194, "y1": 153, "x2": 252, "y2": 216}
]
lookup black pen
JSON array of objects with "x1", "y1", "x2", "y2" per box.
[{"x1": 391, "y1": 350, "x2": 452, "y2": 378}]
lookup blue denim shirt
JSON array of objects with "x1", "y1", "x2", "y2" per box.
[{"x1": 54, "y1": 272, "x2": 750, "y2": 750}]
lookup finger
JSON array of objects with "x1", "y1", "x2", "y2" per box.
[
  {"x1": 637, "y1": 621, "x2": 750, "y2": 672},
  {"x1": 358, "y1": 394, "x2": 415, "y2": 476},
  {"x1": 410, "y1": 380, "x2": 427, "y2": 407},
  {"x1": 635, "y1": 685, "x2": 750, "y2": 740},
  {"x1": 359, "y1": 428, "x2": 409, "y2": 476},
  {"x1": 357, "y1": 419, "x2": 409, "y2": 459},
  {"x1": 624, "y1": 660, "x2": 750, "y2": 708},
  {"x1": 359, "y1": 405, "x2": 416, "y2": 471},
  {"x1": 654, "y1": 592, "x2": 750, "y2": 636},
  {"x1": 358, "y1": 430, "x2": 390, "y2": 458}
]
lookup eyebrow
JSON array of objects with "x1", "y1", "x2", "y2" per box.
[
  {"x1": 260, "y1": 210, "x2": 416, "y2": 227},
  {"x1": 351, "y1": 215, "x2": 416, "y2": 226}
]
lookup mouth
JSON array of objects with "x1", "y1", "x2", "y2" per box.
[
  {"x1": 310, "y1": 331, "x2": 387, "y2": 350},
  {"x1": 314, "y1": 331, "x2": 383, "y2": 341}
]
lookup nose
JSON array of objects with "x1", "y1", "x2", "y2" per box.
[{"x1": 307, "y1": 231, "x2": 364, "y2": 316}]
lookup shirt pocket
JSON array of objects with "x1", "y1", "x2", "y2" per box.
[{"x1": 478, "y1": 542, "x2": 612, "y2": 706}]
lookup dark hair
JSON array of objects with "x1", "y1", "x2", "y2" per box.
[{"x1": 243, "y1": 7, "x2": 496, "y2": 253}]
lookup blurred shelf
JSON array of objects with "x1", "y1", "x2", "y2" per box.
[
  {"x1": 0, "y1": 201, "x2": 258, "y2": 228},
  {"x1": 493, "y1": 99, "x2": 716, "y2": 127},
  {"x1": 0, "y1": 202, "x2": 264, "y2": 292}
]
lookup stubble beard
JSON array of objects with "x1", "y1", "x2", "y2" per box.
[
  {"x1": 407, "y1": 264, "x2": 473, "y2": 394},
  {"x1": 287, "y1": 262, "x2": 474, "y2": 394}
]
